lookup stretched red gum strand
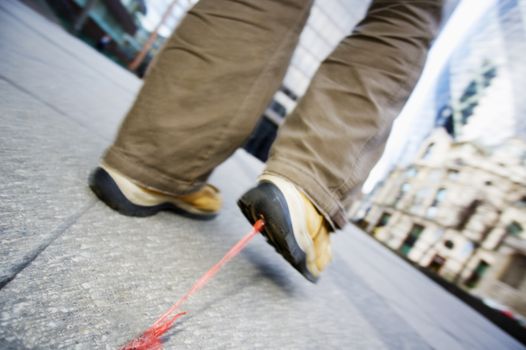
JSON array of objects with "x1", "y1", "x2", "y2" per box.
[{"x1": 121, "y1": 219, "x2": 265, "y2": 350}]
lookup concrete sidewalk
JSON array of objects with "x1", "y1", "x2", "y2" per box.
[{"x1": 0, "y1": 1, "x2": 523, "y2": 349}]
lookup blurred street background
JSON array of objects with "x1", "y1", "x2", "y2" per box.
[{"x1": 1, "y1": 0, "x2": 525, "y2": 348}]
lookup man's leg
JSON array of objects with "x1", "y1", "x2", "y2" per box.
[
  {"x1": 240, "y1": 0, "x2": 443, "y2": 281},
  {"x1": 103, "y1": 0, "x2": 313, "y2": 196},
  {"x1": 92, "y1": 0, "x2": 313, "y2": 217}
]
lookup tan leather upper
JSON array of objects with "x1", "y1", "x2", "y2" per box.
[{"x1": 301, "y1": 192, "x2": 332, "y2": 273}]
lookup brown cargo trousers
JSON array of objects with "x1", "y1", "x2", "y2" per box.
[{"x1": 103, "y1": 0, "x2": 443, "y2": 230}]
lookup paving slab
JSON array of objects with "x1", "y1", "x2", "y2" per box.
[
  {"x1": 0, "y1": 1, "x2": 524, "y2": 349},
  {"x1": 0, "y1": 157, "x2": 395, "y2": 350},
  {"x1": 0, "y1": 0, "x2": 139, "y2": 287},
  {"x1": 0, "y1": 78, "x2": 102, "y2": 287}
]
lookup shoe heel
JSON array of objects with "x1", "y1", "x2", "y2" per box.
[
  {"x1": 237, "y1": 189, "x2": 261, "y2": 226},
  {"x1": 238, "y1": 184, "x2": 318, "y2": 283},
  {"x1": 89, "y1": 167, "x2": 159, "y2": 217}
]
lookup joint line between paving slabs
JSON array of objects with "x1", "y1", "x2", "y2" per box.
[{"x1": 0, "y1": 200, "x2": 96, "y2": 290}]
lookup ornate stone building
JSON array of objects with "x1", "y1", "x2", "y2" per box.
[{"x1": 350, "y1": 128, "x2": 526, "y2": 317}]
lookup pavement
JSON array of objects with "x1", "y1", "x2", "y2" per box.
[{"x1": 0, "y1": 1, "x2": 524, "y2": 349}]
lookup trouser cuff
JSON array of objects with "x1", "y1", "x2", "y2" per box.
[
  {"x1": 263, "y1": 158, "x2": 348, "y2": 231},
  {"x1": 103, "y1": 147, "x2": 205, "y2": 196}
]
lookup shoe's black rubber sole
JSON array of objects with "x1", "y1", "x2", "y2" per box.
[
  {"x1": 88, "y1": 167, "x2": 217, "y2": 220},
  {"x1": 237, "y1": 181, "x2": 317, "y2": 283}
]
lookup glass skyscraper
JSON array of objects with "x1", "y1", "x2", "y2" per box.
[{"x1": 397, "y1": 0, "x2": 526, "y2": 166}]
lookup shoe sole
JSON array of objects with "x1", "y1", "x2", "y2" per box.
[
  {"x1": 89, "y1": 167, "x2": 217, "y2": 220},
  {"x1": 237, "y1": 182, "x2": 318, "y2": 283}
]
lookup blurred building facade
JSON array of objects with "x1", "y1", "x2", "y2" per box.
[
  {"x1": 350, "y1": 128, "x2": 526, "y2": 317},
  {"x1": 244, "y1": 0, "x2": 371, "y2": 160},
  {"x1": 43, "y1": 0, "x2": 146, "y2": 68},
  {"x1": 348, "y1": 0, "x2": 526, "y2": 322}
]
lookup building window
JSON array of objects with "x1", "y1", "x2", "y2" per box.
[
  {"x1": 377, "y1": 212, "x2": 391, "y2": 227},
  {"x1": 456, "y1": 199, "x2": 481, "y2": 231},
  {"x1": 483, "y1": 66, "x2": 497, "y2": 84},
  {"x1": 428, "y1": 255, "x2": 446, "y2": 273},
  {"x1": 460, "y1": 80, "x2": 477, "y2": 103},
  {"x1": 499, "y1": 254, "x2": 526, "y2": 289},
  {"x1": 373, "y1": 212, "x2": 391, "y2": 236},
  {"x1": 505, "y1": 221, "x2": 523, "y2": 236},
  {"x1": 399, "y1": 224, "x2": 425, "y2": 256},
  {"x1": 461, "y1": 103, "x2": 477, "y2": 123},
  {"x1": 436, "y1": 188, "x2": 446, "y2": 202},
  {"x1": 437, "y1": 105, "x2": 453, "y2": 125},
  {"x1": 464, "y1": 260, "x2": 490, "y2": 288},
  {"x1": 430, "y1": 188, "x2": 447, "y2": 208},
  {"x1": 444, "y1": 240, "x2": 454, "y2": 249}
]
